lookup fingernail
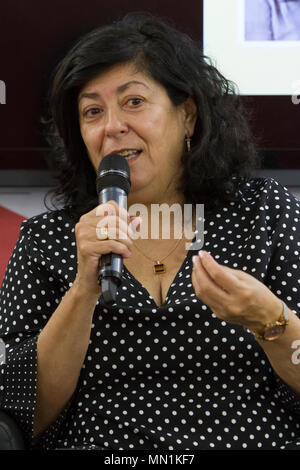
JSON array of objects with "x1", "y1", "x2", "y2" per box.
[
  {"x1": 129, "y1": 217, "x2": 142, "y2": 233},
  {"x1": 198, "y1": 250, "x2": 205, "y2": 258},
  {"x1": 192, "y1": 255, "x2": 198, "y2": 264}
]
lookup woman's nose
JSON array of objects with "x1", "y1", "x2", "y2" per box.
[{"x1": 104, "y1": 107, "x2": 128, "y2": 137}]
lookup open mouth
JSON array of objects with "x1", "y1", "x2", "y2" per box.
[{"x1": 117, "y1": 149, "x2": 142, "y2": 161}]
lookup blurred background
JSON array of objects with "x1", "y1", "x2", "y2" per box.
[{"x1": 0, "y1": 0, "x2": 299, "y2": 284}]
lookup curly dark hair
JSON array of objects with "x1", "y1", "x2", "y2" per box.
[{"x1": 43, "y1": 12, "x2": 261, "y2": 219}]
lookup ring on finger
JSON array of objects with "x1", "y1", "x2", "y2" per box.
[{"x1": 97, "y1": 226, "x2": 109, "y2": 240}]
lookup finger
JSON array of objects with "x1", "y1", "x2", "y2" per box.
[
  {"x1": 198, "y1": 251, "x2": 242, "y2": 294},
  {"x1": 96, "y1": 216, "x2": 135, "y2": 241},
  {"x1": 95, "y1": 201, "x2": 129, "y2": 223},
  {"x1": 192, "y1": 255, "x2": 229, "y2": 306},
  {"x1": 128, "y1": 217, "x2": 142, "y2": 240},
  {"x1": 95, "y1": 202, "x2": 117, "y2": 218},
  {"x1": 86, "y1": 239, "x2": 132, "y2": 258}
]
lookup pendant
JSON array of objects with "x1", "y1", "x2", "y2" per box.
[{"x1": 153, "y1": 261, "x2": 165, "y2": 274}]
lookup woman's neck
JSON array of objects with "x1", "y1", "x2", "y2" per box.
[{"x1": 127, "y1": 192, "x2": 195, "y2": 244}]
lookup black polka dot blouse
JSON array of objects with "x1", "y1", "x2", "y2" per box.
[{"x1": 1, "y1": 177, "x2": 300, "y2": 450}]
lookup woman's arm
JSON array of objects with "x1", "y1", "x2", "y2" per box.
[
  {"x1": 192, "y1": 180, "x2": 300, "y2": 397},
  {"x1": 34, "y1": 202, "x2": 135, "y2": 436},
  {"x1": 192, "y1": 250, "x2": 300, "y2": 395},
  {"x1": 256, "y1": 309, "x2": 300, "y2": 395},
  {"x1": 0, "y1": 202, "x2": 135, "y2": 444},
  {"x1": 33, "y1": 281, "x2": 99, "y2": 437},
  {"x1": 33, "y1": 201, "x2": 135, "y2": 437}
]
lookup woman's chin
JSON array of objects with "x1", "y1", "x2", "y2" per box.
[{"x1": 127, "y1": 180, "x2": 155, "y2": 204}]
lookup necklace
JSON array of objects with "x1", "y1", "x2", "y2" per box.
[{"x1": 133, "y1": 230, "x2": 185, "y2": 274}]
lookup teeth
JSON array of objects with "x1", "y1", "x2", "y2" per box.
[{"x1": 118, "y1": 150, "x2": 141, "y2": 158}]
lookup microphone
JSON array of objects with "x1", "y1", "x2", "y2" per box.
[{"x1": 96, "y1": 153, "x2": 131, "y2": 305}]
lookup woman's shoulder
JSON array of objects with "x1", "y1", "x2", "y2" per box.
[
  {"x1": 235, "y1": 176, "x2": 300, "y2": 208},
  {"x1": 20, "y1": 206, "x2": 77, "y2": 233}
]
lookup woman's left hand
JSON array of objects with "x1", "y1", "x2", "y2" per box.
[{"x1": 192, "y1": 250, "x2": 283, "y2": 334}]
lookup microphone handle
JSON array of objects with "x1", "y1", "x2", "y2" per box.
[{"x1": 98, "y1": 187, "x2": 127, "y2": 304}]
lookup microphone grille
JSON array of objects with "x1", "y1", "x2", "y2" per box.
[{"x1": 96, "y1": 153, "x2": 131, "y2": 195}]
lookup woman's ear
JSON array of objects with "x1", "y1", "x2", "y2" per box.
[{"x1": 183, "y1": 96, "x2": 197, "y2": 136}]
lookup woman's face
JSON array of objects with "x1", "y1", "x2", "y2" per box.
[{"x1": 78, "y1": 62, "x2": 196, "y2": 204}]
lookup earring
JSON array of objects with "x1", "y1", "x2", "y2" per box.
[{"x1": 185, "y1": 136, "x2": 191, "y2": 153}]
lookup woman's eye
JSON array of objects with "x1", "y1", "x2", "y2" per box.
[
  {"x1": 84, "y1": 108, "x2": 101, "y2": 117},
  {"x1": 127, "y1": 98, "x2": 143, "y2": 107}
]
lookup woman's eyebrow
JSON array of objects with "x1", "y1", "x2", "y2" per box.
[
  {"x1": 78, "y1": 80, "x2": 150, "y2": 102},
  {"x1": 78, "y1": 92, "x2": 100, "y2": 102},
  {"x1": 117, "y1": 80, "x2": 150, "y2": 93}
]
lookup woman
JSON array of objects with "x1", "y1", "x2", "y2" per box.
[{"x1": 0, "y1": 13, "x2": 300, "y2": 450}]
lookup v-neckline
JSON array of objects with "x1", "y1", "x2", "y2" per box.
[{"x1": 122, "y1": 246, "x2": 193, "y2": 309}]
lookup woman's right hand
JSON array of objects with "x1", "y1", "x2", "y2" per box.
[{"x1": 73, "y1": 200, "x2": 139, "y2": 298}]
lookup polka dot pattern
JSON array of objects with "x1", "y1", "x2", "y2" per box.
[{"x1": 0, "y1": 177, "x2": 300, "y2": 450}]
